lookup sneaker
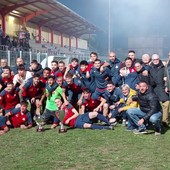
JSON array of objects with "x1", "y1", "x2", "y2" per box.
[
  {"x1": 155, "y1": 127, "x2": 161, "y2": 136},
  {"x1": 108, "y1": 125, "x2": 114, "y2": 130},
  {"x1": 133, "y1": 129, "x2": 148, "y2": 135},
  {"x1": 155, "y1": 132, "x2": 161, "y2": 136},
  {"x1": 122, "y1": 120, "x2": 126, "y2": 126},
  {"x1": 110, "y1": 121, "x2": 117, "y2": 127}
]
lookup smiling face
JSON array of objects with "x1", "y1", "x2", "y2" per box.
[
  {"x1": 51, "y1": 62, "x2": 58, "y2": 71},
  {"x1": 90, "y1": 53, "x2": 98, "y2": 63},
  {"x1": 71, "y1": 60, "x2": 78, "y2": 68},
  {"x1": 33, "y1": 76, "x2": 40, "y2": 86},
  {"x1": 94, "y1": 60, "x2": 101, "y2": 69},
  {"x1": 6, "y1": 83, "x2": 14, "y2": 93},
  {"x1": 125, "y1": 59, "x2": 132, "y2": 68},
  {"x1": 16, "y1": 58, "x2": 24, "y2": 66},
  {"x1": 142, "y1": 54, "x2": 150, "y2": 65},
  {"x1": 20, "y1": 104, "x2": 27, "y2": 113},
  {"x1": 109, "y1": 52, "x2": 116, "y2": 62},
  {"x1": 152, "y1": 54, "x2": 160, "y2": 65},
  {"x1": 139, "y1": 82, "x2": 148, "y2": 94},
  {"x1": 107, "y1": 83, "x2": 115, "y2": 92},
  {"x1": 47, "y1": 77, "x2": 55, "y2": 86},
  {"x1": 128, "y1": 52, "x2": 135, "y2": 61},
  {"x1": 55, "y1": 98, "x2": 63, "y2": 109},
  {"x1": 58, "y1": 63, "x2": 65, "y2": 71},
  {"x1": 43, "y1": 69, "x2": 50, "y2": 78},
  {"x1": 134, "y1": 62, "x2": 142, "y2": 72},
  {"x1": 122, "y1": 87, "x2": 129, "y2": 96},
  {"x1": 82, "y1": 91, "x2": 91, "y2": 100}
]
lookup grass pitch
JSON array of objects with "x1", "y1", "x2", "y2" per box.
[{"x1": 0, "y1": 125, "x2": 170, "y2": 170}]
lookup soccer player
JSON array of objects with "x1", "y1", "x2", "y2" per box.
[
  {"x1": 52, "y1": 98, "x2": 113, "y2": 130},
  {"x1": 39, "y1": 67, "x2": 51, "y2": 85},
  {"x1": 21, "y1": 74, "x2": 45, "y2": 116},
  {"x1": 0, "y1": 82, "x2": 20, "y2": 113},
  {"x1": 5, "y1": 101, "x2": 32, "y2": 129},
  {"x1": 0, "y1": 66, "x2": 14, "y2": 90},
  {"x1": 62, "y1": 72, "x2": 84, "y2": 108},
  {"x1": 103, "y1": 81, "x2": 124, "y2": 123},
  {"x1": 0, "y1": 116, "x2": 9, "y2": 135},
  {"x1": 50, "y1": 60, "x2": 58, "y2": 76},
  {"x1": 13, "y1": 64, "x2": 32, "y2": 88},
  {"x1": 64, "y1": 58, "x2": 79, "y2": 78},
  {"x1": 40, "y1": 76, "x2": 63, "y2": 127},
  {"x1": 29, "y1": 60, "x2": 43, "y2": 75},
  {"x1": 80, "y1": 89, "x2": 107, "y2": 116},
  {"x1": 55, "y1": 61, "x2": 66, "y2": 77},
  {"x1": 89, "y1": 59, "x2": 112, "y2": 100},
  {"x1": 78, "y1": 60, "x2": 96, "y2": 93}
]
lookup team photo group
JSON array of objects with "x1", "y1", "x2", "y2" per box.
[{"x1": 0, "y1": 50, "x2": 169, "y2": 136}]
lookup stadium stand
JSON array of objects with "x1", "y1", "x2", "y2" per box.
[{"x1": 0, "y1": 0, "x2": 99, "y2": 66}]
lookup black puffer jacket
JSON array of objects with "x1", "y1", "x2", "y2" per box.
[
  {"x1": 138, "y1": 88, "x2": 162, "y2": 121},
  {"x1": 150, "y1": 60, "x2": 169, "y2": 101}
]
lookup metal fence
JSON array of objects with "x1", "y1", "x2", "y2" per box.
[{"x1": 0, "y1": 49, "x2": 90, "y2": 67}]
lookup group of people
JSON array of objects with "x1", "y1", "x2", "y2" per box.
[
  {"x1": 0, "y1": 25, "x2": 30, "y2": 51},
  {"x1": 0, "y1": 50, "x2": 170, "y2": 136}
]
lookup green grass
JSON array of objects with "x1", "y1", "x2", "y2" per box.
[{"x1": 0, "y1": 125, "x2": 170, "y2": 170}]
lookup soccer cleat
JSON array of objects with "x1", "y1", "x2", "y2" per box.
[{"x1": 133, "y1": 129, "x2": 148, "y2": 135}]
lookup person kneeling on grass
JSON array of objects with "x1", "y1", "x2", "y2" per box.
[
  {"x1": 51, "y1": 98, "x2": 114, "y2": 130},
  {"x1": 5, "y1": 101, "x2": 33, "y2": 129},
  {"x1": 127, "y1": 81, "x2": 162, "y2": 135},
  {"x1": 0, "y1": 116, "x2": 9, "y2": 135}
]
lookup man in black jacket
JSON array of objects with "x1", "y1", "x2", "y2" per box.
[
  {"x1": 150, "y1": 54, "x2": 169, "y2": 127},
  {"x1": 127, "y1": 81, "x2": 162, "y2": 135}
]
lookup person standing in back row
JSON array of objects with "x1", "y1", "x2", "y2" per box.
[{"x1": 149, "y1": 54, "x2": 170, "y2": 127}]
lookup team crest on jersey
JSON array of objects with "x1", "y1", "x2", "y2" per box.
[
  {"x1": 7, "y1": 94, "x2": 10, "y2": 98},
  {"x1": 22, "y1": 118, "x2": 25, "y2": 121}
]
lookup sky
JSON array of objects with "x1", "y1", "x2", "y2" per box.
[{"x1": 58, "y1": 0, "x2": 170, "y2": 55}]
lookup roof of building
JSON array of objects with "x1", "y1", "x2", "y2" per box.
[{"x1": 0, "y1": 0, "x2": 99, "y2": 37}]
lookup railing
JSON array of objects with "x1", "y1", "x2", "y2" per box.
[{"x1": 0, "y1": 49, "x2": 90, "y2": 67}]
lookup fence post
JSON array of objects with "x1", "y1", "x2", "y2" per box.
[
  {"x1": 19, "y1": 51, "x2": 22, "y2": 58},
  {"x1": 45, "y1": 53, "x2": 48, "y2": 67},
  {"x1": 29, "y1": 51, "x2": 32, "y2": 64},
  {"x1": 37, "y1": 52, "x2": 40, "y2": 63},
  {"x1": 7, "y1": 50, "x2": 10, "y2": 66}
]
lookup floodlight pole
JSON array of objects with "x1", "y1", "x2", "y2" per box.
[{"x1": 108, "y1": 0, "x2": 111, "y2": 54}]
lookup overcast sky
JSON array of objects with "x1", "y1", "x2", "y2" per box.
[
  {"x1": 58, "y1": 0, "x2": 170, "y2": 55},
  {"x1": 58, "y1": 0, "x2": 170, "y2": 37}
]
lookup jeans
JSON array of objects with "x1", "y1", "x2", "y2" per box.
[{"x1": 127, "y1": 108, "x2": 162, "y2": 130}]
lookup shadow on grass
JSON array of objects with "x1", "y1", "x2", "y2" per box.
[{"x1": 161, "y1": 126, "x2": 170, "y2": 134}]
